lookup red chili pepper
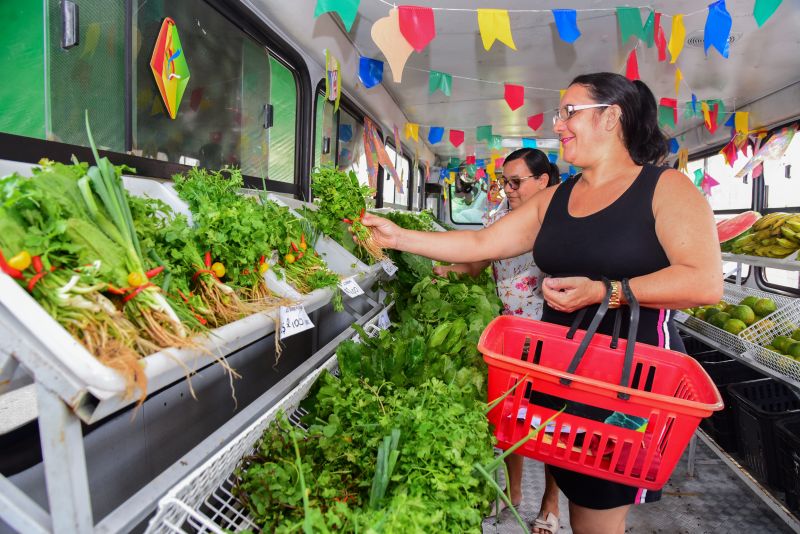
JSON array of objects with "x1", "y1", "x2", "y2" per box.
[
  {"x1": 296, "y1": 251, "x2": 304, "y2": 260},
  {"x1": 146, "y1": 266, "x2": 165, "y2": 278},
  {"x1": 193, "y1": 313, "x2": 207, "y2": 326},
  {"x1": 27, "y1": 272, "x2": 48, "y2": 292},
  {"x1": 204, "y1": 251, "x2": 212, "y2": 268},
  {"x1": 259, "y1": 255, "x2": 266, "y2": 265},
  {"x1": 106, "y1": 284, "x2": 127, "y2": 295},
  {"x1": 342, "y1": 218, "x2": 352, "y2": 224},
  {"x1": 32, "y1": 256, "x2": 44, "y2": 274},
  {"x1": 0, "y1": 251, "x2": 24, "y2": 279},
  {"x1": 360, "y1": 208, "x2": 365, "y2": 219},
  {"x1": 290, "y1": 242, "x2": 299, "y2": 253},
  {"x1": 122, "y1": 283, "x2": 155, "y2": 304}
]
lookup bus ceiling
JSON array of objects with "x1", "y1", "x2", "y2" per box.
[{"x1": 249, "y1": 0, "x2": 800, "y2": 164}]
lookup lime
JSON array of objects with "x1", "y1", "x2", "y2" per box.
[
  {"x1": 704, "y1": 308, "x2": 721, "y2": 321},
  {"x1": 724, "y1": 304, "x2": 737, "y2": 314},
  {"x1": 709, "y1": 312, "x2": 730, "y2": 329},
  {"x1": 772, "y1": 335, "x2": 793, "y2": 353},
  {"x1": 787, "y1": 342, "x2": 800, "y2": 360},
  {"x1": 723, "y1": 318, "x2": 747, "y2": 335},
  {"x1": 730, "y1": 305, "x2": 757, "y2": 326},
  {"x1": 694, "y1": 309, "x2": 707, "y2": 321},
  {"x1": 753, "y1": 298, "x2": 777, "y2": 317},
  {"x1": 791, "y1": 329, "x2": 800, "y2": 342},
  {"x1": 740, "y1": 296, "x2": 759, "y2": 309}
]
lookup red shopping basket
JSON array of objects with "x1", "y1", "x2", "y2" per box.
[{"x1": 478, "y1": 279, "x2": 723, "y2": 490}]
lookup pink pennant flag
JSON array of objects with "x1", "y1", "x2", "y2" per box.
[
  {"x1": 466, "y1": 155, "x2": 476, "y2": 165},
  {"x1": 527, "y1": 113, "x2": 543, "y2": 131},
  {"x1": 625, "y1": 48, "x2": 640, "y2": 80},
  {"x1": 654, "y1": 13, "x2": 667, "y2": 62},
  {"x1": 504, "y1": 83, "x2": 524, "y2": 111},
  {"x1": 449, "y1": 129, "x2": 464, "y2": 147},
  {"x1": 494, "y1": 157, "x2": 505, "y2": 168},
  {"x1": 701, "y1": 172, "x2": 719, "y2": 196},
  {"x1": 475, "y1": 168, "x2": 486, "y2": 179},
  {"x1": 398, "y1": 5, "x2": 436, "y2": 53}
]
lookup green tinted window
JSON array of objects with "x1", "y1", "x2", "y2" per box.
[{"x1": 268, "y1": 56, "x2": 297, "y2": 183}]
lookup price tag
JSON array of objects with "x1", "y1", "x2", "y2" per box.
[
  {"x1": 381, "y1": 258, "x2": 398, "y2": 277},
  {"x1": 339, "y1": 277, "x2": 364, "y2": 298},
  {"x1": 674, "y1": 311, "x2": 690, "y2": 323},
  {"x1": 279, "y1": 305, "x2": 314, "y2": 338},
  {"x1": 377, "y1": 309, "x2": 391, "y2": 330}
]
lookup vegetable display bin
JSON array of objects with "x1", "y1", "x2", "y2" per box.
[{"x1": 727, "y1": 378, "x2": 800, "y2": 488}]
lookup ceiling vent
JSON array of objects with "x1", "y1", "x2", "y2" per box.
[{"x1": 685, "y1": 29, "x2": 742, "y2": 48}]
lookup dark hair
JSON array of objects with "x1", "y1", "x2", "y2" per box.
[
  {"x1": 569, "y1": 72, "x2": 669, "y2": 165},
  {"x1": 504, "y1": 148, "x2": 560, "y2": 187}
]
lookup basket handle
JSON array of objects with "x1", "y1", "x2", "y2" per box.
[
  {"x1": 617, "y1": 279, "x2": 639, "y2": 400},
  {"x1": 559, "y1": 278, "x2": 612, "y2": 386}
]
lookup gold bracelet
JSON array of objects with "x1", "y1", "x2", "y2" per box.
[{"x1": 608, "y1": 280, "x2": 622, "y2": 309}]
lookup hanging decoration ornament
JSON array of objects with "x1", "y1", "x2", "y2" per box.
[
  {"x1": 398, "y1": 5, "x2": 436, "y2": 52},
  {"x1": 669, "y1": 138, "x2": 680, "y2": 154},
  {"x1": 314, "y1": 0, "x2": 360, "y2": 32},
  {"x1": 404, "y1": 122, "x2": 419, "y2": 142},
  {"x1": 476, "y1": 125, "x2": 493, "y2": 142},
  {"x1": 704, "y1": 0, "x2": 732, "y2": 58},
  {"x1": 527, "y1": 113, "x2": 544, "y2": 131},
  {"x1": 625, "y1": 48, "x2": 640, "y2": 81},
  {"x1": 427, "y1": 126, "x2": 444, "y2": 144},
  {"x1": 654, "y1": 12, "x2": 667, "y2": 62},
  {"x1": 150, "y1": 17, "x2": 191, "y2": 120},
  {"x1": 325, "y1": 49, "x2": 341, "y2": 112},
  {"x1": 642, "y1": 10, "x2": 655, "y2": 47},
  {"x1": 735, "y1": 111, "x2": 749, "y2": 134},
  {"x1": 674, "y1": 68, "x2": 683, "y2": 97},
  {"x1": 616, "y1": 7, "x2": 645, "y2": 44},
  {"x1": 371, "y1": 8, "x2": 414, "y2": 83},
  {"x1": 504, "y1": 83, "x2": 525, "y2": 111},
  {"x1": 358, "y1": 56, "x2": 384, "y2": 89},
  {"x1": 477, "y1": 9, "x2": 516, "y2": 51},
  {"x1": 552, "y1": 9, "x2": 581, "y2": 43},
  {"x1": 677, "y1": 147, "x2": 689, "y2": 173},
  {"x1": 668, "y1": 14, "x2": 686, "y2": 63},
  {"x1": 701, "y1": 173, "x2": 720, "y2": 196},
  {"x1": 658, "y1": 98, "x2": 677, "y2": 129},
  {"x1": 449, "y1": 129, "x2": 464, "y2": 147},
  {"x1": 753, "y1": 0, "x2": 783, "y2": 27},
  {"x1": 429, "y1": 70, "x2": 452, "y2": 96}
]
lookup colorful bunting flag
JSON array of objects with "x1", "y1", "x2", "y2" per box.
[
  {"x1": 625, "y1": 48, "x2": 640, "y2": 81},
  {"x1": 669, "y1": 138, "x2": 680, "y2": 154},
  {"x1": 371, "y1": 9, "x2": 413, "y2": 83},
  {"x1": 448, "y1": 157, "x2": 461, "y2": 169},
  {"x1": 616, "y1": 7, "x2": 644, "y2": 44},
  {"x1": 428, "y1": 126, "x2": 444, "y2": 144},
  {"x1": 358, "y1": 56, "x2": 384, "y2": 88},
  {"x1": 475, "y1": 168, "x2": 486, "y2": 179},
  {"x1": 504, "y1": 83, "x2": 524, "y2": 111},
  {"x1": 668, "y1": 14, "x2": 685, "y2": 63},
  {"x1": 522, "y1": 138, "x2": 537, "y2": 148},
  {"x1": 429, "y1": 70, "x2": 452, "y2": 96},
  {"x1": 658, "y1": 97, "x2": 677, "y2": 129},
  {"x1": 642, "y1": 10, "x2": 655, "y2": 47},
  {"x1": 753, "y1": 0, "x2": 783, "y2": 27},
  {"x1": 404, "y1": 122, "x2": 419, "y2": 141},
  {"x1": 691, "y1": 93, "x2": 698, "y2": 114},
  {"x1": 477, "y1": 9, "x2": 516, "y2": 51},
  {"x1": 547, "y1": 152, "x2": 558, "y2": 164},
  {"x1": 527, "y1": 113, "x2": 543, "y2": 131},
  {"x1": 654, "y1": 12, "x2": 667, "y2": 61},
  {"x1": 476, "y1": 125, "x2": 493, "y2": 142},
  {"x1": 721, "y1": 135, "x2": 739, "y2": 167},
  {"x1": 314, "y1": 0, "x2": 360, "y2": 32},
  {"x1": 735, "y1": 111, "x2": 749, "y2": 134},
  {"x1": 552, "y1": 9, "x2": 581, "y2": 43},
  {"x1": 569, "y1": 165, "x2": 578, "y2": 176},
  {"x1": 494, "y1": 157, "x2": 505, "y2": 168},
  {"x1": 449, "y1": 129, "x2": 464, "y2": 147},
  {"x1": 465, "y1": 155, "x2": 476, "y2": 165},
  {"x1": 398, "y1": 5, "x2": 436, "y2": 52},
  {"x1": 704, "y1": 0, "x2": 732, "y2": 58},
  {"x1": 701, "y1": 172, "x2": 720, "y2": 196},
  {"x1": 674, "y1": 68, "x2": 683, "y2": 97},
  {"x1": 488, "y1": 135, "x2": 503, "y2": 150},
  {"x1": 677, "y1": 147, "x2": 689, "y2": 173},
  {"x1": 693, "y1": 168, "x2": 704, "y2": 188}
]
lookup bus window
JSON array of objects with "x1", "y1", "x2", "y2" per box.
[
  {"x1": 449, "y1": 182, "x2": 486, "y2": 225},
  {"x1": 337, "y1": 109, "x2": 371, "y2": 187},
  {"x1": 313, "y1": 93, "x2": 335, "y2": 167},
  {"x1": 267, "y1": 56, "x2": 297, "y2": 183},
  {"x1": 686, "y1": 153, "x2": 752, "y2": 212},
  {"x1": 763, "y1": 130, "x2": 800, "y2": 209},
  {"x1": 383, "y1": 144, "x2": 410, "y2": 209}
]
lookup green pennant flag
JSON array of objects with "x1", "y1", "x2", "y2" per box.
[
  {"x1": 314, "y1": 0, "x2": 360, "y2": 32},
  {"x1": 448, "y1": 157, "x2": 461, "y2": 169},
  {"x1": 616, "y1": 7, "x2": 644, "y2": 43},
  {"x1": 642, "y1": 10, "x2": 655, "y2": 47},
  {"x1": 693, "y1": 168, "x2": 704, "y2": 188},
  {"x1": 658, "y1": 105, "x2": 676, "y2": 129},
  {"x1": 488, "y1": 135, "x2": 503, "y2": 150},
  {"x1": 476, "y1": 125, "x2": 493, "y2": 142},
  {"x1": 429, "y1": 70, "x2": 452, "y2": 96},
  {"x1": 753, "y1": 0, "x2": 782, "y2": 27}
]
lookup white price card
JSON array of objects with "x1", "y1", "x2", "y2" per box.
[
  {"x1": 279, "y1": 305, "x2": 314, "y2": 338},
  {"x1": 674, "y1": 311, "x2": 690, "y2": 323},
  {"x1": 339, "y1": 277, "x2": 364, "y2": 298},
  {"x1": 381, "y1": 258, "x2": 398, "y2": 277},
  {"x1": 377, "y1": 309, "x2": 391, "y2": 330}
]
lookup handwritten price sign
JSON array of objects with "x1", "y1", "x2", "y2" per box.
[
  {"x1": 380, "y1": 258, "x2": 398, "y2": 277},
  {"x1": 279, "y1": 305, "x2": 314, "y2": 338},
  {"x1": 339, "y1": 277, "x2": 364, "y2": 298}
]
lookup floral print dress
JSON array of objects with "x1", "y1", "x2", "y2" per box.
[{"x1": 483, "y1": 199, "x2": 545, "y2": 320}]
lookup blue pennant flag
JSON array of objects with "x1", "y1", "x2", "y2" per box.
[
  {"x1": 439, "y1": 168, "x2": 448, "y2": 181},
  {"x1": 704, "y1": 0, "x2": 732, "y2": 58},
  {"x1": 691, "y1": 93, "x2": 698, "y2": 114},
  {"x1": 339, "y1": 124, "x2": 353, "y2": 143},
  {"x1": 724, "y1": 114, "x2": 736, "y2": 128},
  {"x1": 428, "y1": 126, "x2": 444, "y2": 144},
  {"x1": 358, "y1": 57, "x2": 384, "y2": 89},
  {"x1": 568, "y1": 165, "x2": 577, "y2": 176},
  {"x1": 548, "y1": 152, "x2": 558, "y2": 164},
  {"x1": 522, "y1": 138, "x2": 537, "y2": 148},
  {"x1": 669, "y1": 138, "x2": 680, "y2": 154},
  {"x1": 560, "y1": 173, "x2": 570, "y2": 182},
  {"x1": 552, "y1": 9, "x2": 581, "y2": 43}
]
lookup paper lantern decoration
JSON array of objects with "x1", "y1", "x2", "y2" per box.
[
  {"x1": 371, "y1": 9, "x2": 414, "y2": 83},
  {"x1": 150, "y1": 18, "x2": 191, "y2": 119}
]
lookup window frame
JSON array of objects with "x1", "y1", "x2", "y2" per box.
[
  {"x1": 0, "y1": 0, "x2": 312, "y2": 197},
  {"x1": 382, "y1": 139, "x2": 413, "y2": 211},
  {"x1": 448, "y1": 181, "x2": 485, "y2": 226}
]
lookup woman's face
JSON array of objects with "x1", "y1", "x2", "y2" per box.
[
  {"x1": 552, "y1": 84, "x2": 610, "y2": 168},
  {"x1": 502, "y1": 158, "x2": 548, "y2": 210}
]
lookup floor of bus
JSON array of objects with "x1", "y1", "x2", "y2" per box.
[{"x1": 482, "y1": 434, "x2": 797, "y2": 533}]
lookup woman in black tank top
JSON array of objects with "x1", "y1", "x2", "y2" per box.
[{"x1": 361, "y1": 73, "x2": 722, "y2": 534}]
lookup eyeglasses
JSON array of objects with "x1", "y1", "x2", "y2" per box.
[
  {"x1": 552, "y1": 103, "x2": 612, "y2": 126},
  {"x1": 499, "y1": 175, "x2": 537, "y2": 190}
]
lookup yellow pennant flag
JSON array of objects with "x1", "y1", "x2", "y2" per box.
[
  {"x1": 701, "y1": 101, "x2": 711, "y2": 128},
  {"x1": 486, "y1": 160, "x2": 496, "y2": 180},
  {"x1": 477, "y1": 9, "x2": 516, "y2": 51},
  {"x1": 674, "y1": 68, "x2": 683, "y2": 98},
  {"x1": 735, "y1": 111, "x2": 749, "y2": 134},
  {"x1": 668, "y1": 14, "x2": 685, "y2": 64},
  {"x1": 677, "y1": 147, "x2": 689, "y2": 174},
  {"x1": 404, "y1": 123, "x2": 419, "y2": 142},
  {"x1": 559, "y1": 88, "x2": 566, "y2": 101}
]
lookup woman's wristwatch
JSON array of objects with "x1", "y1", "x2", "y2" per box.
[{"x1": 608, "y1": 280, "x2": 622, "y2": 309}]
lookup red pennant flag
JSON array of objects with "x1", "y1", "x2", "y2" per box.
[
  {"x1": 449, "y1": 129, "x2": 464, "y2": 147},
  {"x1": 660, "y1": 97, "x2": 678, "y2": 126},
  {"x1": 527, "y1": 113, "x2": 543, "y2": 131},
  {"x1": 504, "y1": 83, "x2": 524, "y2": 111},
  {"x1": 625, "y1": 48, "x2": 639, "y2": 81},
  {"x1": 466, "y1": 155, "x2": 476, "y2": 165},
  {"x1": 398, "y1": 6, "x2": 436, "y2": 53},
  {"x1": 654, "y1": 13, "x2": 667, "y2": 62}
]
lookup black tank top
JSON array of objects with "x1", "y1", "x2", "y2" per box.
[{"x1": 533, "y1": 164, "x2": 684, "y2": 351}]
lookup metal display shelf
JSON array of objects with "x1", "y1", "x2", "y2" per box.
[{"x1": 722, "y1": 252, "x2": 800, "y2": 271}]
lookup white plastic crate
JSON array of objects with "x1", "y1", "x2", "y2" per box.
[
  {"x1": 677, "y1": 283, "x2": 796, "y2": 355},
  {"x1": 740, "y1": 299, "x2": 800, "y2": 383}
]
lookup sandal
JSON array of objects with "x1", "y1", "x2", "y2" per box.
[
  {"x1": 487, "y1": 498, "x2": 520, "y2": 518},
  {"x1": 532, "y1": 512, "x2": 559, "y2": 534}
]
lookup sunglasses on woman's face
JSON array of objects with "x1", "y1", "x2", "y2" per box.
[{"x1": 499, "y1": 175, "x2": 537, "y2": 190}]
